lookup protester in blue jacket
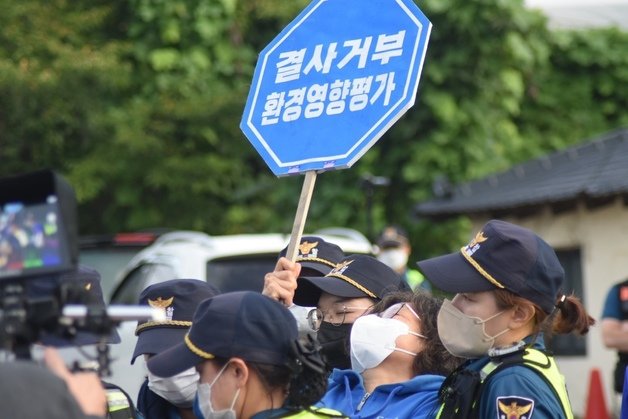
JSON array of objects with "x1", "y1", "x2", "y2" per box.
[{"x1": 316, "y1": 290, "x2": 461, "y2": 418}]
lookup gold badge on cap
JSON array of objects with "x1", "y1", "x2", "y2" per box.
[
  {"x1": 464, "y1": 231, "x2": 488, "y2": 257},
  {"x1": 148, "y1": 296, "x2": 175, "y2": 321},
  {"x1": 298, "y1": 241, "x2": 319, "y2": 258},
  {"x1": 329, "y1": 259, "x2": 353, "y2": 276}
]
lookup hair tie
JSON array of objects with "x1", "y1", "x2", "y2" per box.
[
  {"x1": 289, "y1": 334, "x2": 327, "y2": 375},
  {"x1": 555, "y1": 294, "x2": 566, "y2": 310}
]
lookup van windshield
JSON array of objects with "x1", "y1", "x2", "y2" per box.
[{"x1": 206, "y1": 255, "x2": 277, "y2": 293}]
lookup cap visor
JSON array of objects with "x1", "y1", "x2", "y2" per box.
[
  {"x1": 416, "y1": 251, "x2": 496, "y2": 293},
  {"x1": 131, "y1": 327, "x2": 187, "y2": 364},
  {"x1": 293, "y1": 277, "x2": 322, "y2": 307},
  {"x1": 298, "y1": 276, "x2": 371, "y2": 302},
  {"x1": 147, "y1": 340, "x2": 205, "y2": 378},
  {"x1": 298, "y1": 261, "x2": 333, "y2": 276}
]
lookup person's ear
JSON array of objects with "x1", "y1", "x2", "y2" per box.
[
  {"x1": 228, "y1": 358, "x2": 249, "y2": 388},
  {"x1": 508, "y1": 303, "x2": 535, "y2": 329}
]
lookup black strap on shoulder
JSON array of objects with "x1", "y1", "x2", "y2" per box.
[
  {"x1": 437, "y1": 364, "x2": 483, "y2": 419},
  {"x1": 471, "y1": 351, "x2": 532, "y2": 419}
]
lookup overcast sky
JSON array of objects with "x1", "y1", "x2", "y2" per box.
[{"x1": 525, "y1": 0, "x2": 628, "y2": 28}]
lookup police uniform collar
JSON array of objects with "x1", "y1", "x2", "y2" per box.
[
  {"x1": 487, "y1": 333, "x2": 547, "y2": 361},
  {"x1": 487, "y1": 340, "x2": 527, "y2": 359}
]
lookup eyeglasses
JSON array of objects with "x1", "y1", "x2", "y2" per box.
[
  {"x1": 379, "y1": 302, "x2": 421, "y2": 320},
  {"x1": 379, "y1": 302, "x2": 426, "y2": 339},
  {"x1": 307, "y1": 304, "x2": 372, "y2": 331}
]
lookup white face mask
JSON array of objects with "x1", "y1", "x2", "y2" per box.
[
  {"x1": 147, "y1": 367, "x2": 199, "y2": 407},
  {"x1": 194, "y1": 363, "x2": 240, "y2": 419},
  {"x1": 377, "y1": 249, "x2": 409, "y2": 271},
  {"x1": 350, "y1": 313, "x2": 425, "y2": 373},
  {"x1": 437, "y1": 298, "x2": 510, "y2": 358}
]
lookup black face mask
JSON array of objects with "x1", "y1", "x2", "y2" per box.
[{"x1": 317, "y1": 322, "x2": 353, "y2": 371}]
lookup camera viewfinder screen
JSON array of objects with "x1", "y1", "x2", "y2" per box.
[{"x1": 0, "y1": 195, "x2": 68, "y2": 278}]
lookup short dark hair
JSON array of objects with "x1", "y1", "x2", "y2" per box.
[{"x1": 210, "y1": 334, "x2": 330, "y2": 413}]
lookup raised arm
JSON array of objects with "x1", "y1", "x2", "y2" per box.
[{"x1": 262, "y1": 257, "x2": 301, "y2": 306}]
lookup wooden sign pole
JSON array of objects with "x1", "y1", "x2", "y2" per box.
[{"x1": 285, "y1": 170, "x2": 317, "y2": 261}]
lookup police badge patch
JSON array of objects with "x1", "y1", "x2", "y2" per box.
[
  {"x1": 496, "y1": 396, "x2": 534, "y2": 419},
  {"x1": 298, "y1": 241, "x2": 319, "y2": 258},
  {"x1": 148, "y1": 296, "x2": 175, "y2": 321}
]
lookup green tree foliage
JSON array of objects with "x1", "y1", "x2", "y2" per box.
[
  {"x1": 62, "y1": 0, "x2": 310, "y2": 233},
  {"x1": 306, "y1": 0, "x2": 556, "y2": 254},
  {"x1": 518, "y1": 27, "x2": 628, "y2": 153},
  {"x1": 0, "y1": 0, "x2": 627, "y2": 255},
  {"x1": 0, "y1": 0, "x2": 131, "y2": 177}
]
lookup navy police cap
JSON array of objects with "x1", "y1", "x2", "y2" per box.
[
  {"x1": 131, "y1": 279, "x2": 220, "y2": 364},
  {"x1": 147, "y1": 291, "x2": 298, "y2": 377},
  {"x1": 278, "y1": 236, "x2": 345, "y2": 276},
  {"x1": 417, "y1": 219, "x2": 564, "y2": 314},
  {"x1": 295, "y1": 254, "x2": 403, "y2": 306},
  {"x1": 34, "y1": 265, "x2": 122, "y2": 347}
]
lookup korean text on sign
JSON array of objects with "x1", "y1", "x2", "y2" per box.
[{"x1": 261, "y1": 30, "x2": 405, "y2": 126}]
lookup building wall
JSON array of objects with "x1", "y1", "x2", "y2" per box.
[{"x1": 469, "y1": 198, "x2": 628, "y2": 416}]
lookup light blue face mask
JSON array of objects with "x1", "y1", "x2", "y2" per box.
[{"x1": 193, "y1": 363, "x2": 240, "y2": 419}]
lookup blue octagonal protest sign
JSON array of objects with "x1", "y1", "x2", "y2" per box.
[{"x1": 240, "y1": 0, "x2": 431, "y2": 177}]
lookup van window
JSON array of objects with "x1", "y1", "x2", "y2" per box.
[
  {"x1": 111, "y1": 263, "x2": 177, "y2": 304},
  {"x1": 80, "y1": 248, "x2": 139, "y2": 298},
  {"x1": 206, "y1": 255, "x2": 278, "y2": 293}
]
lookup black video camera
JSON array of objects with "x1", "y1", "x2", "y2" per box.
[
  {"x1": 0, "y1": 170, "x2": 80, "y2": 357},
  {"x1": 0, "y1": 170, "x2": 157, "y2": 375},
  {"x1": 0, "y1": 169, "x2": 77, "y2": 281}
]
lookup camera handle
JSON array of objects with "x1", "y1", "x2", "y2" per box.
[{"x1": 62, "y1": 305, "x2": 164, "y2": 376}]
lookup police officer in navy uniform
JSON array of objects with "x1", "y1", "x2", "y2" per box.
[
  {"x1": 417, "y1": 220, "x2": 595, "y2": 419},
  {"x1": 271, "y1": 236, "x2": 347, "y2": 339},
  {"x1": 601, "y1": 278, "x2": 628, "y2": 395},
  {"x1": 146, "y1": 291, "x2": 346, "y2": 419},
  {"x1": 132, "y1": 279, "x2": 220, "y2": 419},
  {"x1": 264, "y1": 237, "x2": 405, "y2": 371}
]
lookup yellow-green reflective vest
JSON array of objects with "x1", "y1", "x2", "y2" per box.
[
  {"x1": 281, "y1": 406, "x2": 347, "y2": 418},
  {"x1": 106, "y1": 387, "x2": 135, "y2": 419},
  {"x1": 436, "y1": 348, "x2": 573, "y2": 418},
  {"x1": 406, "y1": 269, "x2": 425, "y2": 290}
]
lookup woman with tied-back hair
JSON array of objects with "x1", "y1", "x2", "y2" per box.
[{"x1": 417, "y1": 220, "x2": 595, "y2": 419}]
